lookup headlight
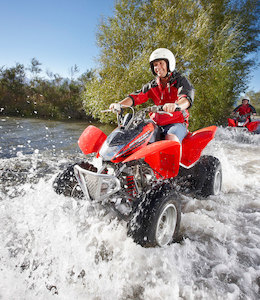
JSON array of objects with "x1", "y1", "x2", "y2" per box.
[{"x1": 99, "y1": 141, "x2": 124, "y2": 161}]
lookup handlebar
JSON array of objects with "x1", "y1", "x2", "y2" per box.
[
  {"x1": 147, "y1": 105, "x2": 176, "y2": 116},
  {"x1": 101, "y1": 104, "x2": 182, "y2": 128},
  {"x1": 101, "y1": 104, "x2": 132, "y2": 114},
  {"x1": 233, "y1": 112, "x2": 252, "y2": 117},
  {"x1": 102, "y1": 104, "x2": 179, "y2": 116}
]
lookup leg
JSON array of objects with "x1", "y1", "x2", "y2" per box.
[
  {"x1": 163, "y1": 123, "x2": 188, "y2": 144},
  {"x1": 165, "y1": 133, "x2": 181, "y2": 143}
]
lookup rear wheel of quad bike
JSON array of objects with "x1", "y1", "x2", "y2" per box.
[
  {"x1": 127, "y1": 186, "x2": 181, "y2": 247},
  {"x1": 53, "y1": 161, "x2": 97, "y2": 198},
  {"x1": 196, "y1": 155, "x2": 222, "y2": 197}
]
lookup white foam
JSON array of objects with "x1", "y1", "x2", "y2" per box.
[{"x1": 0, "y1": 126, "x2": 259, "y2": 299}]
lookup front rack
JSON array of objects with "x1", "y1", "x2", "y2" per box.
[{"x1": 74, "y1": 165, "x2": 121, "y2": 201}]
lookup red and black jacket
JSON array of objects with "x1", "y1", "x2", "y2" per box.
[
  {"x1": 128, "y1": 71, "x2": 194, "y2": 126},
  {"x1": 233, "y1": 104, "x2": 256, "y2": 116}
]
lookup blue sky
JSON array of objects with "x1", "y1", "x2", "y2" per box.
[
  {"x1": 0, "y1": 0, "x2": 259, "y2": 91},
  {"x1": 0, "y1": 0, "x2": 115, "y2": 77}
]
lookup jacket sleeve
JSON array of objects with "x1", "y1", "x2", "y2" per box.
[
  {"x1": 233, "y1": 105, "x2": 241, "y2": 113},
  {"x1": 129, "y1": 81, "x2": 154, "y2": 106},
  {"x1": 175, "y1": 74, "x2": 194, "y2": 107},
  {"x1": 249, "y1": 104, "x2": 256, "y2": 114}
]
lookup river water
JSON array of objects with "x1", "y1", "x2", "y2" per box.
[{"x1": 0, "y1": 117, "x2": 259, "y2": 300}]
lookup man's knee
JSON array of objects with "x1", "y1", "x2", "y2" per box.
[{"x1": 165, "y1": 133, "x2": 180, "y2": 143}]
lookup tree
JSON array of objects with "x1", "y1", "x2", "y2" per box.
[
  {"x1": 68, "y1": 64, "x2": 79, "y2": 81},
  {"x1": 27, "y1": 57, "x2": 42, "y2": 81},
  {"x1": 191, "y1": 0, "x2": 260, "y2": 127},
  {"x1": 82, "y1": 0, "x2": 260, "y2": 128},
  {"x1": 246, "y1": 90, "x2": 260, "y2": 114},
  {"x1": 0, "y1": 61, "x2": 92, "y2": 120},
  {"x1": 78, "y1": 69, "x2": 94, "y2": 86},
  {"x1": 0, "y1": 63, "x2": 28, "y2": 115}
]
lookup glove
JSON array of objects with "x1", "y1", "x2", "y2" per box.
[
  {"x1": 150, "y1": 105, "x2": 158, "y2": 113},
  {"x1": 109, "y1": 103, "x2": 122, "y2": 113}
]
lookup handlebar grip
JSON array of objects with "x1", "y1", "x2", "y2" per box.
[
  {"x1": 150, "y1": 104, "x2": 181, "y2": 113},
  {"x1": 160, "y1": 104, "x2": 181, "y2": 111}
]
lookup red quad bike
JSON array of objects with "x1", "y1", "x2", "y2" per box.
[
  {"x1": 53, "y1": 106, "x2": 222, "y2": 247},
  {"x1": 228, "y1": 112, "x2": 260, "y2": 133}
]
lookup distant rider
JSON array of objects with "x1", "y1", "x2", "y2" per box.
[
  {"x1": 232, "y1": 98, "x2": 256, "y2": 121},
  {"x1": 109, "y1": 48, "x2": 194, "y2": 144}
]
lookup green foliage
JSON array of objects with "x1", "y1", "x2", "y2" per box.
[
  {"x1": 246, "y1": 90, "x2": 260, "y2": 114},
  {"x1": 0, "y1": 62, "x2": 94, "y2": 120},
  {"x1": 27, "y1": 57, "x2": 42, "y2": 80},
  {"x1": 0, "y1": 63, "x2": 27, "y2": 115},
  {"x1": 82, "y1": 0, "x2": 260, "y2": 129}
]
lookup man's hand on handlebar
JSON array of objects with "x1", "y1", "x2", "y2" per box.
[
  {"x1": 163, "y1": 103, "x2": 180, "y2": 113},
  {"x1": 109, "y1": 103, "x2": 122, "y2": 113},
  {"x1": 149, "y1": 105, "x2": 173, "y2": 116}
]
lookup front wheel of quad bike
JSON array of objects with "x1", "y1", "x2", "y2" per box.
[
  {"x1": 127, "y1": 186, "x2": 181, "y2": 247},
  {"x1": 53, "y1": 161, "x2": 97, "y2": 198},
  {"x1": 196, "y1": 155, "x2": 222, "y2": 197}
]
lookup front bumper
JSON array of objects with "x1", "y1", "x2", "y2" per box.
[{"x1": 74, "y1": 164, "x2": 121, "y2": 201}]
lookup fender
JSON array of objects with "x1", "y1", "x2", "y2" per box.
[
  {"x1": 78, "y1": 125, "x2": 107, "y2": 155},
  {"x1": 246, "y1": 120, "x2": 260, "y2": 132},
  {"x1": 123, "y1": 140, "x2": 181, "y2": 179},
  {"x1": 181, "y1": 126, "x2": 217, "y2": 168},
  {"x1": 228, "y1": 118, "x2": 236, "y2": 127}
]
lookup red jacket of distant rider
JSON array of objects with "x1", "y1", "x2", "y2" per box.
[
  {"x1": 128, "y1": 71, "x2": 194, "y2": 126},
  {"x1": 233, "y1": 104, "x2": 256, "y2": 116}
]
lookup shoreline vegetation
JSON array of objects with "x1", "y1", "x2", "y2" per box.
[
  {"x1": 0, "y1": 60, "x2": 94, "y2": 122},
  {"x1": 0, "y1": 59, "x2": 259, "y2": 129}
]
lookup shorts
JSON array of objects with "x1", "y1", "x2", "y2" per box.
[{"x1": 161, "y1": 123, "x2": 188, "y2": 143}]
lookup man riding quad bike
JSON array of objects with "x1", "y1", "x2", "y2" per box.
[
  {"x1": 53, "y1": 49, "x2": 222, "y2": 247},
  {"x1": 228, "y1": 98, "x2": 260, "y2": 133},
  {"x1": 53, "y1": 106, "x2": 222, "y2": 247}
]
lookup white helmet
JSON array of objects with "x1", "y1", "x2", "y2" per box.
[
  {"x1": 242, "y1": 97, "x2": 250, "y2": 103},
  {"x1": 149, "y1": 48, "x2": 176, "y2": 76}
]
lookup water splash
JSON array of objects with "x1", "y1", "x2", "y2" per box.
[{"x1": 0, "y1": 120, "x2": 260, "y2": 299}]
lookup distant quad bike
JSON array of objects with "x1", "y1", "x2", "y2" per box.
[
  {"x1": 228, "y1": 112, "x2": 260, "y2": 133},
  {"x1": 53, "y1": 106, "x2": 222, "y2": 247}
]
